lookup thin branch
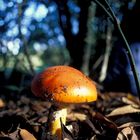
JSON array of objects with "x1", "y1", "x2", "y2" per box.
[
  {"x1": 92, "y1": 0, "x2": 114, "y2": 23},
  {"x1": 93, "y1": 0, "x2": 140, "y2": 100},
  {"x1": 99, "y1": 21, "x2": 112, "y2": 82}
]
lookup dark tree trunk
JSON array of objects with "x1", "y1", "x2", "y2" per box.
[
  {"x1": 121, "y1": 0, "x2": 140, "y2": 44},
  {"x1": 55, "y1": 0, "x2": 90, "y2": 70}
]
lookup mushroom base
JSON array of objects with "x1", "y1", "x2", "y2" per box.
[{"x1": 50, "y1": 108, "x2": 67, "y2": 139}]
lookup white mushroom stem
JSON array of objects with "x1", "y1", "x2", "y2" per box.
[{"x1": 50, "y1": 108, "x2": 67, "y2": 139}]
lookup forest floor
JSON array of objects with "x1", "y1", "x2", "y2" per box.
[{"x1": 0, "y1": 73, "x2": 140, "y2": 140}]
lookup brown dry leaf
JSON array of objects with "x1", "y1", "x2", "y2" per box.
[
  {"x1": 19, "y1": 129, "x2": 37, "y2": 140},
  {"x1": 127, "y1": 94, "x2": 140, "y2": 105},
  {"x1": 0, "y1": 129, "x2": 19, "y2": 140},
  {"x1": 131, "y1": 127, "x2": 140, "y2": 140},
  {"x1": 31, "y1": 101, "x2": 51, "y2": 113},
  {"x1": 118, "y1": 122, "x2": 140, "y2": 129},
  {"x1": 38, "y1": 116, "x2": 48, "y2": 123},
  {"x1": 67, "y1": 112, "x2": 87, "y2": 121},
  {"x1": 117, "y1": 126, "x2": 140, "y2": 140},
  {"x1": 107, "y1": 105, "x2": 140, "y2": 117},
  {"x1": 90, "y1": 135, "x2": 97, "y2": 140},
  {"x1": 0, "y1": 98, "x2": 5, "y2": 108},
  {"x1": 20, "y1": 96, "x2": 30, "y2": 104},
  {"x1": 121, "y1": 97, "x2": 137, "y2": 105},
  {"x1": 84, "y1": 118, "x2": 100, "y2": 134},
  {"x1": 117, "y1": 127, "x2": 132, "y2": 140},
  {"x1": 92, "y1": 112, "x2": 119, "y2": 131}
]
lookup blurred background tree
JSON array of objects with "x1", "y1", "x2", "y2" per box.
[{"x1": 0, "y1": 0, "x2": 139, "y2": 95}]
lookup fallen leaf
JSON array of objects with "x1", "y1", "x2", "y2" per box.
[
  {"x1": 90, "y1": 135, "x2": 97, "y2": 140},
  {"x1": 131, "y1": 127, "x2": 140, "y2": 140},
  {"x1": 127, "y1": 94, "x2": 140, "y2": 105},
  {"x1": 19, "y1": 129, "x2": 37, "y2": 140},
  {"x1": 92, "y1": 112, "x2": 119, "y2": 131},
  {"x1": 107, "y1": 105, "x2": 140, "y2": 117},
  {"x1": 67, "y1": 112, "x2": 87, "y2": 121},
  {"x1": 121, "y1": 96, "x2": 138, "y2": 106},
  {"x1": 84, "y1": 118, "x2": 100, "y2": 134},
  {"x1": 66, "y1": 125, "x2": 73, "y2": 133},
  {"x1": 118, "y1": 122, "x2": 140, "y2": 129},
  {"x1": 117, "y1": 127, "x2": 132, "y2": 140},
  {"x1": 38, "y1": 116, "x2": 48, "y2": 123},
  {"x1": 0, "y1": 129, "x2": 19, "y2": 140},
  {"x1": 117, "y1": 126, "x2": 140, "y2": 140},
  {"x1": 0, "y1": 98, "x2": 5, "y2": 108}
]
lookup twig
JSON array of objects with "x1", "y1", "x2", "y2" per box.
[
  {"x1": 99, "y1": 20, "x2": 112, "y2": 82},
  {"x1": 92, "y1": 0, "x2": 140, "y2": 100},
  {"x1": 92, "y1": 0, "x2": 114, "y2": 22}
]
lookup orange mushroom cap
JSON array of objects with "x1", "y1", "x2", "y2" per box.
[{"x1": 31, "y1": 66, "x2": 97, "y2": 104}]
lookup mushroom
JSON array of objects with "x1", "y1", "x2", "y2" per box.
[{"x1": 31, "y1": 65, "x2": 97, "y2": 139}]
